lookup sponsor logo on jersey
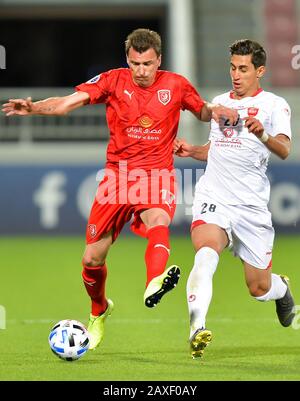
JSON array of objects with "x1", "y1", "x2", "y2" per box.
[
  {"x1": 88, "y1": 224, "x2": 97, "y2": 238},
  {"x1": 223, "y1": 128, "x2": 235, "y2": 138},
  {"x1": 124, "y1": 90, "x2": 134, "y2": 100},
  {"x1": 139, "y1": 115, "x2": 153, "y2": 128},
  {"x1": 157, "y1": 89, "x2": 171, "y2": 105},
  {"x1": 247, "y1": 107, "x2": 259, "y2": 117},
  {"x1": 86, "y1": 74, "x2": 101, "y2": 84}
]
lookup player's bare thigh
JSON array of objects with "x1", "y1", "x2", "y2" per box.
[
  {"x1": 82, "y1": 230, "x2": 113, "y2": 266},
  {"x1": 243, "y1": 261, "x2": 272, "y2": 297},
  {"x1": 191, "y1": 223, "x2": 228, "y2": 254},
  {"x1": 140, "y1": 207, "x2": 171, "y2": 229}
]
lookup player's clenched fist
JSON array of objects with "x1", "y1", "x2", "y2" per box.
[
  {"x1": 173, "y1": 138, "x2": 193, "y2": 157},
  {"x1": 244, "y1": 116, "x2": 264, "y2": 139},
  {"x1": 211, "y1": 104, "x2": 239, "y2": 125}
]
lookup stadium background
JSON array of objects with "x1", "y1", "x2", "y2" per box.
[{"x1": 0, "y1": 0, "x2": 299, "y2": 381}]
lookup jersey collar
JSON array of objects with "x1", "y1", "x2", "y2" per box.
[{"x1": 230, "y1": 87, "x2": 263, "y2": 99}]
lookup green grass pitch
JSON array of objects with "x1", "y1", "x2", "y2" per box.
[{"x1": 0, "y1": 235, "x2": 299, "y2": 381}]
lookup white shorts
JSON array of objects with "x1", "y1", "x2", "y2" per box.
[{"x1": 192, "y1": 193, "x2": 274, "y2": 269}]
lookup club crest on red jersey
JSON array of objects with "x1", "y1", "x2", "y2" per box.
[
  {"x1": 157, "y1": 89, "x2": 171, "y2": 105},
  {"x1": 88, "y1": 224, "x2": 97, "y2": 238},
  {"x1": 247, "y1": 107, "x2": 259, "y2": 117}
]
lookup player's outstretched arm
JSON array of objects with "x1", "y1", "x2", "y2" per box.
[
  {"x1": 198, "y1": 101, "x2": 239, "y2": 125},
  {"x1": 2, "y1": 91, "x2": 90, "y2": 116},
  {"x1": 173, "y1": 138, "x2": 210, "y2": 161}
]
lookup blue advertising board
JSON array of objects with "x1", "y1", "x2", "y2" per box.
[{"x1": 0, "y1": 163, "x2": 299, "y2": 235}]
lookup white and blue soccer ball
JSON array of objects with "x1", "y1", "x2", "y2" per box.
[{"x1": 49, "y1": 319, "x2": 90, "y2": 361}]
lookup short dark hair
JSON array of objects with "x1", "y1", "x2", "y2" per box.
[
  {"x1": 125, "y1": 28, "x2": 162, "y2": 57},
  {"x1": 229, "y1": 39, "x2": 266, "y2": 68}
]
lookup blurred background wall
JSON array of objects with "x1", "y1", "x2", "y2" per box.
[{"x1": 0, "y1": 0, "x2": 299, "y2": 235}]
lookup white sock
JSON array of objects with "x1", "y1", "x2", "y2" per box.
[
  {"x1": 255, "y1": 274, "x2": 287, "y2": 302},
  {"x1": 187, "y1": 247, "x2": 219, "y2": 338}
]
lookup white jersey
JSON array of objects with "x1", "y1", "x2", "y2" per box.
[{"x1": 198, "y1": 89, "x2": 292, "y2": 206}]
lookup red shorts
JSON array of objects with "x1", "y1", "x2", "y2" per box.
[{"x1": 86, "y1": 169, "x2": 177, "y2": 244}]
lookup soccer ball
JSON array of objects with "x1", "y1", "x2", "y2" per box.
[{"x1": 48, "y1": 319, "x2": 90, "y2": 361}]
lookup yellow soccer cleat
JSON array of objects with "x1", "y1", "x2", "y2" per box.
[
  {"x1": 87, "y1": 299, "x2": 114, "y2": 350},
  {"x1": 144, "y1": 265, "x2": 180, "y2": 308},
  {"x1": 190, "y1": 328, "x2": 212, "y2": 359}
]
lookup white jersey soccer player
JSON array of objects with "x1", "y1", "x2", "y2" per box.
[
  {"x1": 192, "y1": 89, "x2": 292, "y2": 268},
  {"x1": 174, "y1": 39, "x2": 296, "y2": 359}
]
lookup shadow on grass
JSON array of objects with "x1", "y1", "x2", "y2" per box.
[{"x1": 84, "y1": 344, "x2": 300, "y2": 365}]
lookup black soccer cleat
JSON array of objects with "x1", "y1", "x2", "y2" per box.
[
  {"x1": 275, "y1": 275, "x2": 295, "y2": 327},
  {"x1": 144, "y1": 265, "x2": 181, "y2": 308}
]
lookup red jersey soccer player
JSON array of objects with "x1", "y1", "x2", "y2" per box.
[{"x1": 2, "y1": 29, "x2": 238, "y2": 351}]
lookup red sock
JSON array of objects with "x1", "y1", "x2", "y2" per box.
[
  {"x1": 145, "y1": 225, "x2": 170, "y2": 287},
  {"x1": 82, "y1": 263, "x2": 108, "y2": 316}
]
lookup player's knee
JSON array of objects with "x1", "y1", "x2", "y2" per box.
[
  {"x1": 141, "y1": 209, "x2": 171, "y2": 229},
  {"x1": 248, "y1": 286, "x2": 261, "y2": 297},
  {"x1": 194, "y1": 242, "x2": 223, "y2": 254},
  {"x1": 148, "y1": 217, "x2": 170, "y2": 229},
  {"x1": 82, "y1": 255, "x2": 105, "y2": 267},
  {"x1": 247, "y1": 282, "x2": 270, "y2": 297}
]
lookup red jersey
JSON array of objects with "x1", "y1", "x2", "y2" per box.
[{"x1": 76, "y1": 68, "x2": 204, "y2": 172}]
